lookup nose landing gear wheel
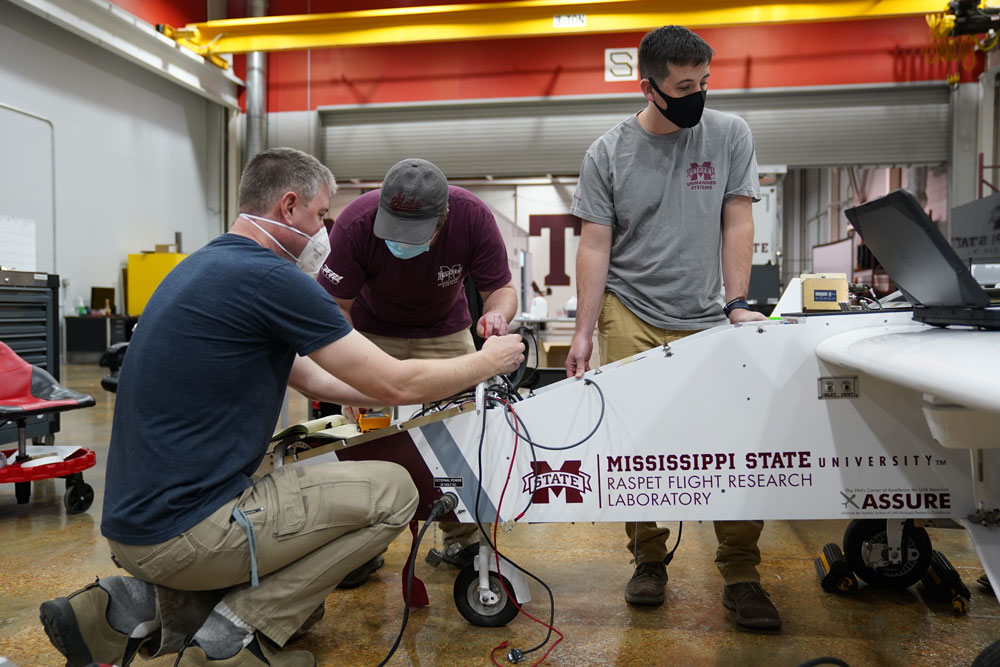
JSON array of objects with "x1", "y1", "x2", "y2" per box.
[
  {"x1": 842, "y1": 519, "x2": 932, "y2": 589},
  {"x1": 453, "y1": 565, "x2": 519, "y2": 627}
]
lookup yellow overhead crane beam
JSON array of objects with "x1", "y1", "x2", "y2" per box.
[{"x1": 159, "y1": 0, "x2": 948, "y2": 68}]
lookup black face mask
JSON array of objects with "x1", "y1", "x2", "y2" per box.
[{"x1": 647, "y1": 77, "x2": 706, "y2": 128}]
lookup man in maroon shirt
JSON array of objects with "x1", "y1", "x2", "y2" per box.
[{"x1": 318, "y1": 158, "x2": 517, "y2": 579}]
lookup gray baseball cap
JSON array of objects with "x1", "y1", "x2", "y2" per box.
[{"x1": 373, "y1": 158, "x2": 449, "y2": 244}]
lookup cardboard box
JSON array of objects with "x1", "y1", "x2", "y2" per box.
[
  {"x1": 542, "y1": 342, "x2": 571, "y2": 369},
  {"x1": 154, "y1": 244, "x2": 178, "y2": 253},
  {"x1": 800, "y1": 273, "x2": 848, "y2": 311}
]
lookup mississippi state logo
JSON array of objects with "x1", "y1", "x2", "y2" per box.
[
  {"x1": 522, "y1": 460, "x2": 592, "y2": 503},
  {"x1": 437, "y1": 264, "x2": 462, "y2": 287},
  {"x1": 686, "y1": 161, "x2": 717, "y2": 191}
]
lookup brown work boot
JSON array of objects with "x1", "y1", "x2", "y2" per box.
[
  {"x1": 722, "y1": 582, "x2": 782, "y2": 631},
  {"x1": 39, "y1": 579, "x2": 149, "y2": 667},
  {"x1": 175, "y1": 633, "x2": 315, "y2": 666},
  {"x1": 624, "y1": 561, "x2": 667, "y2": 606}
]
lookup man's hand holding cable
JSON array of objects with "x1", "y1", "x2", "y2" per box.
[
  {"x1": 477, "y1": 311, "x2": 509, "y2": 338},
  {"x1": 482, "y1": 333, "x2": 524, "y2": 375}
]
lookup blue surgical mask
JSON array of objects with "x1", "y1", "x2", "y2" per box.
[{"x1": 385, "y1": 239, "x2": 430, "y2": 259}]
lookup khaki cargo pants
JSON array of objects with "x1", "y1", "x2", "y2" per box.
[
  {"x1": 108, "y1": 460, "x2": 417, "y2": 655},
  {"x1": 363, "y1": 329, "x2": 481, "y2": 548},
  {"x1": 598, "y1": 292, "x2": 763, "y2": 584}
]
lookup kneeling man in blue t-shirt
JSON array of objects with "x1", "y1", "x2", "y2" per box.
[{"x1": 39, "y1": 147, "x2": 524, "y2": 667}]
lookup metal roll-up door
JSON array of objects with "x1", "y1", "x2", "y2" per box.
[
  {"x1": 711, "y1": 84, "x2": 950, "y2": 168},
  {"x1": 319, "y1": 82, "x2": 950, "y2": 180}
]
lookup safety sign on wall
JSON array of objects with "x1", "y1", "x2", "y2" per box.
[{"x1": 605, "y1": 48, "x2": 638, "y2": 82}]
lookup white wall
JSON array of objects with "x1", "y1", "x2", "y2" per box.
[
  {"x1": 465, "y1": 187, "x2": 528, "y2": 310},
  {"x1": 0, "y1": 2, "x2": 226, "y2": 315}
]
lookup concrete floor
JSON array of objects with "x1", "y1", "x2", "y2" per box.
[{"x1": 0, "y1": 364, "x2": 998, "y2": 666}]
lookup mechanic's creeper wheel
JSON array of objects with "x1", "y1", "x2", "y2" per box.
[{"x1": 64, "y1": 481, "x2": 94, "y2": 514}]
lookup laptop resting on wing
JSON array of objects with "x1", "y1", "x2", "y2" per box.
[{"x1": 845, "y1": 189, "x2": 1000, "y2": 330}]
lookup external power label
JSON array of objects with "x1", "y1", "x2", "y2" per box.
[{"x1": 433, "y1": 477, "x2": 464, "y2": 488}]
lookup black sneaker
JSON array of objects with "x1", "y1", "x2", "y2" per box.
[
  {"x1": 335, "y1": 555, "x2": 385, "y2": 590},
  {"x1": 624, "y1": 562, "x2": 667, "y2": 606},
  {"x1": 722, "y1": 582, "x2": 782, "y2": 631},
  {"x1": 427, "y1": 543, "x2": 479, "y2": 569},
  {"x1": 446, "y1": 544, "x2": 479, "y2": 569}
]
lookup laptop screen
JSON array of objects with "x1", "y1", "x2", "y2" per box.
[{"x1": 845, "y1": 189, "x2": 989, "y2": 309}]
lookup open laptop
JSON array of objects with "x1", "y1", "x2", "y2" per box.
[{"x1": 845, "y1": 189, "x2": 1000, "y2": 330}]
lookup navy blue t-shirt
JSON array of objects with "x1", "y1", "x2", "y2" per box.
[{"x1": 101, "y1": 234, "x2": 352, "y2": 545}]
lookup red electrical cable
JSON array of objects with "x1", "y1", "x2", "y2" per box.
[{"x1": 487, "y1": 398, "x2": 564, "y2": 667}]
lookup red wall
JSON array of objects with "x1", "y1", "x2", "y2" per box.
[
  {"x1": 109, "y1": 2, "x2": 980, "y2": 112},
  {"x1": 110, "y1": 0, "x2": 205, "y2": 26},
  {"x1": 262, "y1": 16, "x2": 978, "y2": 112}
]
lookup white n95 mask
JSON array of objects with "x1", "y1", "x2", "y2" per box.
[{"x1": 240, "y1": 213, "x2": 331, "y2": 277}]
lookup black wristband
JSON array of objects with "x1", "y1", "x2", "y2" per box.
[{"x1": 723, "y1": 297, "x2": 749, "y2": 317}]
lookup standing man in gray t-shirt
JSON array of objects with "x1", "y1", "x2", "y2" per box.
[{"x1": 566, "y1": 25, "x2": 780, "y2": 631}]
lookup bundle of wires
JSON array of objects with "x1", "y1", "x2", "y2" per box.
[
  {"x1": 465, "y1": 376, "x2": 607, "y2": 665},
  {"x1": 381, "y1": 357, "x2": 608, "y2": 666}
]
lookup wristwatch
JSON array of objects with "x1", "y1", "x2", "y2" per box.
[{"x1": 723, "y1": 296, "x2": 750, "y2": 317}]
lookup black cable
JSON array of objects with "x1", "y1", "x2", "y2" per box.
[
  {"x1": 497, "y1": 376, "x2": 523, "y2": 401},
  {"x1": 375, "y1": 494, "x2": 456, "y2": 667},
  {"x1": 408, "y1": 391, "x2": 477, "y2": 419},
  {"x1": 380, "y1": 374, "x2": 596, "y2": 662},
  {"x1": 472, "y1": 402, "x2": 556, "y2": 658},
  {"x1": 510, "y1": 326, "x2": 540, "y2": 391},
  {"x1": 503, "y1": 403, "x2": 540, "y2": 522},
  {"x1": 488, "y1": 383, "x2": 522, "y2": 405},
  {"x1": 662, "y1": 522, "x2": 682, "y2": 566},
  {"x1": 501, "y1": 378, "x2": 606, "y2": 451}
]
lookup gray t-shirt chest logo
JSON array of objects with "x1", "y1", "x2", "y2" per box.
[{"x1": 686, "y1": 161, "x2": 717, "y2": 191}]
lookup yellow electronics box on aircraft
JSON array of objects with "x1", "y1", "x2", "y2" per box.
[{"x1": 800, "y1": 273, "x2": 848, "y2": 311}]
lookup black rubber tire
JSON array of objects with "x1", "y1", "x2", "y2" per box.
[
  {"x1": 972, "y1": 638, "x2": 1000, "y2": 667},
  {"x1": 15, "y1": 481, "x2": 31, "y2": 504},
  {"x1": 64, "y1": 482, "x2": 94, "y2": 514},
  {"x1": 453, "y1": 565, "x2": 519, "y2": 627},
  {"x1": 842, "y1": 519, "x2": 932, "y2": 589}
]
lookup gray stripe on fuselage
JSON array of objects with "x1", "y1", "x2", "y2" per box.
[{"x1": 420, "y1": 420, "x2": 497, "y2": 522}]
